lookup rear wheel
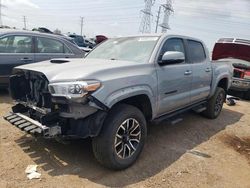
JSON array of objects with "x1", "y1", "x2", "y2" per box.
[
  {"x1": 92, "y1": 104, "x2": 147, "y2": 170},
  {"x1": 202, "y1": 87, "x2": 225, "y2": 119}
]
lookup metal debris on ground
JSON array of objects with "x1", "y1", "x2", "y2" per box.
[{"x1": 187, "y1": 150, "x2": 212, "y2": 158}]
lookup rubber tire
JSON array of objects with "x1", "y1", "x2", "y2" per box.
[
  {"x1": 202, "y1": 87, "x2": 226, "y2": 119},
  {"x1": 92, "y1": 104, "x2": 147, "y2": 170}
]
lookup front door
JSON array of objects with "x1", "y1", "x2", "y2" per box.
[{"x1": 156, "y1": 38, "x2": 192, "y2": 116}]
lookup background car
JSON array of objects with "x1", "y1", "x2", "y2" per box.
[
  {"x1": 0, "y1": 29, "x2": 85, "y2": 88},
  {"x1": 95, "y1": 35, "x2": 108, "y2": 44},
  {"x1": 68, "y1": 34, "x2": 95, "y2": 48},
  {"x1": 68, "y1": 34, "x2": 97, "y2": 54}
]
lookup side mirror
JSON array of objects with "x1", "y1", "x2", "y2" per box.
[{"x1": 159, "y1": 51, "x2": 185, "y2": 65}]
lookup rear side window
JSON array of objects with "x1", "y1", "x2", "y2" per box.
[
  {"x1": 187, "y1": 40, "x2": 206, "y2": 63},
  {"x1": 0, "y1": 35, "x2": 32, "y2": 53},
  {"x1": 64, "y1": 44, "x2": 72, "y2": 54},
  {"x1": 36, "y1": 37, "x2": 64, "y2": 53}
]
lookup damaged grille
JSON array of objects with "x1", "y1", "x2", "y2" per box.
[{"x1": 10, "y1": 71, "x2": 52, "y2": 109}]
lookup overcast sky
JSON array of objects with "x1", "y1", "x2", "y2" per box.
[{"x1": 2, "y1": 0, "x2": 250, "y2": 50}]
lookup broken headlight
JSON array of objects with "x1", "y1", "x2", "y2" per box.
[{"x1": 48, "y1": 81, "x2": 101, "y2": 99}]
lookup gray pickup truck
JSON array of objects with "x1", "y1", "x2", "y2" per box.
[{"x1": 4, "y1": 34, "x2": 232, "y2": 169}]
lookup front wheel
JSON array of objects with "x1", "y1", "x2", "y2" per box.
[
  {"x1": 202, "y1": 87, "x2": 226, "y2": 119},
  {"x1": 92, "y1": 104, "x2": 147, "y2": 170}
]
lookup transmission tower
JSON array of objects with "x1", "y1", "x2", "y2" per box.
[
  {"x1": 159, "y1": 0, "x2": 174, "y2": 33},
  {"x1": 139, "y1": 0, "x2": 155, "y2": 33}
]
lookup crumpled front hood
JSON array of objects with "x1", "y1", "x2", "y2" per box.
[{"x1": 14, "y1": 58, "x2": 137, "y2": 83}]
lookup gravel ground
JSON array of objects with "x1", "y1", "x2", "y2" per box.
[{"x1": 0, "y1": 89, "x2": 249, "y2": 188}]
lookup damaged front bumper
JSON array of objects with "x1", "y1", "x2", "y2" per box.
[
  {"x1": 5, "y1": 70, "x2": 108, "y2": 139},
  {"x1": 4, "y1": 112, "x2": 61, "y2": 138},
  {"x1": 4, "y1": 104, "x2": 107, "y2": 139}
]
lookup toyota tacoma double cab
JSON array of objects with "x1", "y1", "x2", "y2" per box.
[{"x1": 4, "y1": 34, "x2": 232, "y2": 170}]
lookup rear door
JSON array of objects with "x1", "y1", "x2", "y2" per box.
[
  {"x1": 34, "y1": 36, "x2": 75, "y2": 62},
  {"x1": 187, "y1": 40, "x2": 212, "y2": 103},
  {"x1": 156, "y1": 38, "x2": 192, "y2": 116},
  {"x1": 0, "y1": 35, "x2": 34, "y2": 84}
]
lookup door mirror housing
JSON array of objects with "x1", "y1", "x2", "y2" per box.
[{"x1": 159, "y1": 51, "x2": 185, "y2": 65}]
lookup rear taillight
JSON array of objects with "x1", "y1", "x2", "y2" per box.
[
  {"x1": 244, "y1": 71, "x2": 250, "y2": 79},
  {"x1": 234, "y1": 68, "x2": 245, "y2": 78}
]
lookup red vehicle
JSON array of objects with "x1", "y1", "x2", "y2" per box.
[
  {"x1": 95, "y1": 35, "x2": 108, "y2": 44},
  {"x1": 213, "y1": 38, "x2": 250, "y2": 99}
]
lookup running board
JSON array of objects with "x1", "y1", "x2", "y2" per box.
[
  {"x1": 170, "y1": 118, "x2": 183, "y2": 125},
  {"x1": 153, "y1": 101, "x2": 207, "y2": 124},
  {"x1": 3, "y1": 113, "x2": 61, "y2": 138}
]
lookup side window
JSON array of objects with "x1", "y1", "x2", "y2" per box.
[
  {"x1": 37, "y1": 37, "x2": 64, "y2": 53},
  {"x1": 159, "y1": 38, "x2": 185, "y2": 61},
  {"x1": 0, "y1": 35, "x2": 32, "y2": 53},
  {"x1": 187, "y1": 40, "x2": 206, "y2": 63}
]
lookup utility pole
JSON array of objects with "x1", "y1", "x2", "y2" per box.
[
  {"x1": 80, "y1": 16, "x2": 84, "y2": 36},
  {"x1": 23, "y1": 16, "x2": 27, "y2": 30},
  {"x1": 139, "y1": 0, "x2": 155, "y2": 33},
  {"x1": 0, "y1": 0, "x2": 2, "y2": 27},
  {"x1": 155, "y1": 5, "x2": 161, "y2": 33},
  {"x1": 0, "y1": 0, "x2": 5, "y2": 27},
  {"x1": 159, "y1": 0, "x2": 174, "y2": 33}
]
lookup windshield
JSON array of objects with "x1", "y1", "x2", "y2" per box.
[{"x1": 86, "y1": 36, "x2": 159, "y2": 63}]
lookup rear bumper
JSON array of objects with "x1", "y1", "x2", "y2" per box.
[
  {"x1": 230, "y1": 78, "x2": 250, "y2": 91},
  {"x1": 3, "y1": 113, "x2": 61, "y2": 138}
]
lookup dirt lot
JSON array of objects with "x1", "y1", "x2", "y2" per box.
[{"x1": 0, "y1": 90, "x2": 249, "y2": 188}]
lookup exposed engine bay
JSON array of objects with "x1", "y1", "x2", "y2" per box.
[{"x1": 10, "y1": 71, "x2": 52, "y2": 112}]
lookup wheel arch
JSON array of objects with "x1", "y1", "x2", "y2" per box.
[
  {"x1": 111, "y1": 94, "x2": 153, "y2": 121},
  {"x1": 218, "y1": 77, "x2": 228, "y2": 90},
  {"x1": 209, "y1": 76, "x2": 229, "y2": 98}
]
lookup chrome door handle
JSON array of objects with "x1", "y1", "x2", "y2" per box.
[
  {"x1": 205, "y1": 68, "x2": 211, "y2": 72},
  {"x1": 184, "y1": 70, "x2": 192, "y2": 75}
]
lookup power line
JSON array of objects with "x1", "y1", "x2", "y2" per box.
[{"x1": 139, "y1": 0, "x2": 155, "y2": 33}]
